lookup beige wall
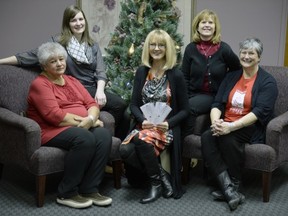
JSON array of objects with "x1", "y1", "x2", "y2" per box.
[
  {"x1": 0, "y1": 0, "x2": 287, "y2": 66},
  {"x1": 0, "y1": 0, "x2": 75, "y2": 56},
  {"x1": 177, "y1": 0, "x2": 288, "y2": 66}
]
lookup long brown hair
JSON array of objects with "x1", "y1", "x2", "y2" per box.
[{"x1": 59, "y1": 5, "x2": 94, "y2": 47}]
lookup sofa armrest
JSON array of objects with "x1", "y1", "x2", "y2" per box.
[
  {"x1": 0, "y1": 107, "x2": 41, "y2": 167},
  {"x1": 265, "y1": 111, "x2": 288, "y2": 159}
]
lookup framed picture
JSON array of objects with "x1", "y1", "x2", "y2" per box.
[{"x1": 77, "y1": 0, "x2": 122, "y2": 55}]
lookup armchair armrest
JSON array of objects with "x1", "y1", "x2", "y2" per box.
[
  {"x1": 0, "y1": 107, "x2": 41, "y2": 167},
  {"x1": 265, "y1": 111, "x2": 288, "y2": 160},
  {"x1": 99, "y1": 111, "x2": 115, "y2": 136}
]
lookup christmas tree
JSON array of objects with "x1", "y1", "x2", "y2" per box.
[{"x1": 104, "y1": 0, "x2": 183, "y2": 103}]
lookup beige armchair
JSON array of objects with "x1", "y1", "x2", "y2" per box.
[{"x1": 0, "y1": 65, "x2": 122, "y2": 207}]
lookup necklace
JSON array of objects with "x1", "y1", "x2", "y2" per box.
[
  {"x1": 200, "y1": 44, "x2": 213, "y2": 57},
  {"x1": 150, "y1": 68, "x2": 165, "y2": 80}
]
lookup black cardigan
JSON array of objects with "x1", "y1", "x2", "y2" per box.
[
  {"x1": 212, "y1": 67, "x2": 278, "y2": 143},
  {"x1": 182, "y1": 41, "x2": 241, "y2": 97},
  {"x1": 130, "y1": 65, "x2": 189, "y2": 198}
]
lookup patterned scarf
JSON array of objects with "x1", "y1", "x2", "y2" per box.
[{"x1": 66, "y1": 36, "x2": 93, "y2": 64}]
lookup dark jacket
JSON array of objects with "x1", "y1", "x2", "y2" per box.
[
  {"x1": 182, "y1": 41, "x2": 241, "y2": 97},
  {"x1": 130, "y1": 65, "x2": 189, "y2": 198},
  {"x1": 212, "y1": 67, "x2": 278, "y2": 143}
]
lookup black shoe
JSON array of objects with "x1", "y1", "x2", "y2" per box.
[{"x1": 211, "y1": 190, "x2": 245, "y2": 204}]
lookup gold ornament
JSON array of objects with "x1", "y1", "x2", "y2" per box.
[
  {"x1": 128, "y1": 43, "x2": 135, "y2": 56},
  {"x1": 175, "y1": 43, "x2": 181, "y2": 53},
  {"x1": 137, "y1": 2, "x2": 147, "y2": 24}
]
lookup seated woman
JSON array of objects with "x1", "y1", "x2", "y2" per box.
[
  {"x1": 201, "y1": 38, "x2": 278, "y2": 211},
  {"x1": 119, "y1": 29, "x2": 189, "y2": 203},
  {"x1": 26, "y1": 42, "x2": 112, "y2": 209}
]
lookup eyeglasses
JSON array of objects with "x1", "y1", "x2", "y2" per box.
[{"x1": 149, "y1": 43, "x2": 166, "y2": 50}]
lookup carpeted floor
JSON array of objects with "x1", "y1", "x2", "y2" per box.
[{"x1": 0, "y1": 161, "x2": 288, "y2": 216}]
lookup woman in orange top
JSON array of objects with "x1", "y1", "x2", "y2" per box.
[{"x1": 201, "y1": 38, "x2": 278, "y2": 211}]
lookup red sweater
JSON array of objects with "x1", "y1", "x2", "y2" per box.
[{"x1": 27, "y1": 74, "x2": 98, "y2": 144}]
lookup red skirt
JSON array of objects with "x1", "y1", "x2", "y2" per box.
[{"x1": 122, "y1": 128, "x2": 173, "y2": 156}]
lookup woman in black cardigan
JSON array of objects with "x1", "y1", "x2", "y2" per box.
[
  {"x1": 120, "y1": 29, "x2": 189, "y2": 203},
  {"x1": 201, "y1": 38, "x2": 278, "y2": 211},
  {"x1": 181, "y1": 9, "x2": 241, "y2": 137}
]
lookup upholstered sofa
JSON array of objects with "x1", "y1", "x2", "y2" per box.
[
  {"x1": 0, "y1": 65, "x2": 122, "y2": 207},
  {"x1": 182, "y1": 65, "x2": 288, "y2": 202}
]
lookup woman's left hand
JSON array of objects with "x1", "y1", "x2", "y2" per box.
[
  {"x1": 74, "y1": 116, "x2": 93, "y2": 129},
  {"x1": 211, "y1": 119, "x2": 232, "y2": 136},
  {"x1": 155, "y1": 122, "x2": 169, "y2": 132}
]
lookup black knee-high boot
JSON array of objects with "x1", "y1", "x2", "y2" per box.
[
  {"x1": 134, "y1": 139, "x2": 162, "y2": 204},
  {"x1": 159, "y1": 164, "x2": 173, "y2": 198},
  {"x1": 216, "y1": 171, "x2": 242, "y2": 211}
]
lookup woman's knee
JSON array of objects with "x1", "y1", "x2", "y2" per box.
[
  {"x1": 72, "y1": 130, "x2": 95, "y2": 150},
  {"x1": 119, "y1": 143, "x2": 135, "y2": 159}
]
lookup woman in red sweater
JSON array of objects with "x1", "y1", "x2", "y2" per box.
[{"x1": 27, "y1": 42, "x2": 112, "y2": 209}]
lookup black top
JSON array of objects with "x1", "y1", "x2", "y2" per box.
[{"x1": 182, "y1": 41, "x2": 241, "y2": 97}]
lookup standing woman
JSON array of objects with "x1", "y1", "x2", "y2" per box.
[
  {"x1": 0, "y1": 5, "x2": 128, "y2": 140},
  {"x1": 201, "y1": 38, "x2": 278, "y2": 211},
  {"x1": 181, "y1": 9, "x2": 241, "y2": 137},
  {"x1": 119, "y1": 29, "x2": 189, "y2": 203}
]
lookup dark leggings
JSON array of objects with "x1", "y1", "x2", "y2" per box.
[
  {"x1": 201, "y1": 125, "x2": 256, "y2": 179},
  {"x1": 45, "y1": 127, "x2": 112, "y2": 198},
  {"x1": 182, "y1": 94, "x2": 214, "y2": 137},
  {"x1": 119, "y1": 135, "x2": 160, "y2": 177}
]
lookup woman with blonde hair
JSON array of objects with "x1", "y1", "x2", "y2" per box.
[{"x1": 119, "y1": 29, "x2": 189, "y2": 203}]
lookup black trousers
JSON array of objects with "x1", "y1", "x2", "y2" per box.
[
  {"x1": 201, "y1": 125, "x2": 256, "y2": 180},
  {"x1": 45, "y1": 127, "x2": 112, "y2": 198},
  {"x1": 182, "y1": 94, "x2": 214, "y2": 137},
  {"x1": 86, "y1": 86, "x2": 130, "y2": 140}
]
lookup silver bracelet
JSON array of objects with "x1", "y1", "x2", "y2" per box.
[
  {"x1": 228, "y1": 122, "x2": 236, "y2": 129},
  {"x1": 88, "y1": 115, "x2": 95, "y2": 123}
]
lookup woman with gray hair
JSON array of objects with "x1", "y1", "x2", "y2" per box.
[
  {"x1": 201, "y1": 38, "x2": 278, "y2": 211},
  {"x1": 27, "y1": 42, "x2": 112, "y2": 209}
]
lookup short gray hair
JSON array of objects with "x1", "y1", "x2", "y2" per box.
[
  {"x1": 37, "y1": 42, "x2": 67, "y2": 65},
  {"x1": 239, "y1": 37, "x2": 263, "y2": 58}
]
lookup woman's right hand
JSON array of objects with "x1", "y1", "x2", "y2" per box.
[{"x1": 93, "y1": 119, "x2": 104, "y2": 128}]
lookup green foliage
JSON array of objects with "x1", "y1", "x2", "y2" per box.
[{"x1": 104, "y1": 0, "x2": 183, "y2": 103}]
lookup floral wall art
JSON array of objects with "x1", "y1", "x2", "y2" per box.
[{"x1": 77, "y1": 0, "x2": 122, "y2": 55}]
